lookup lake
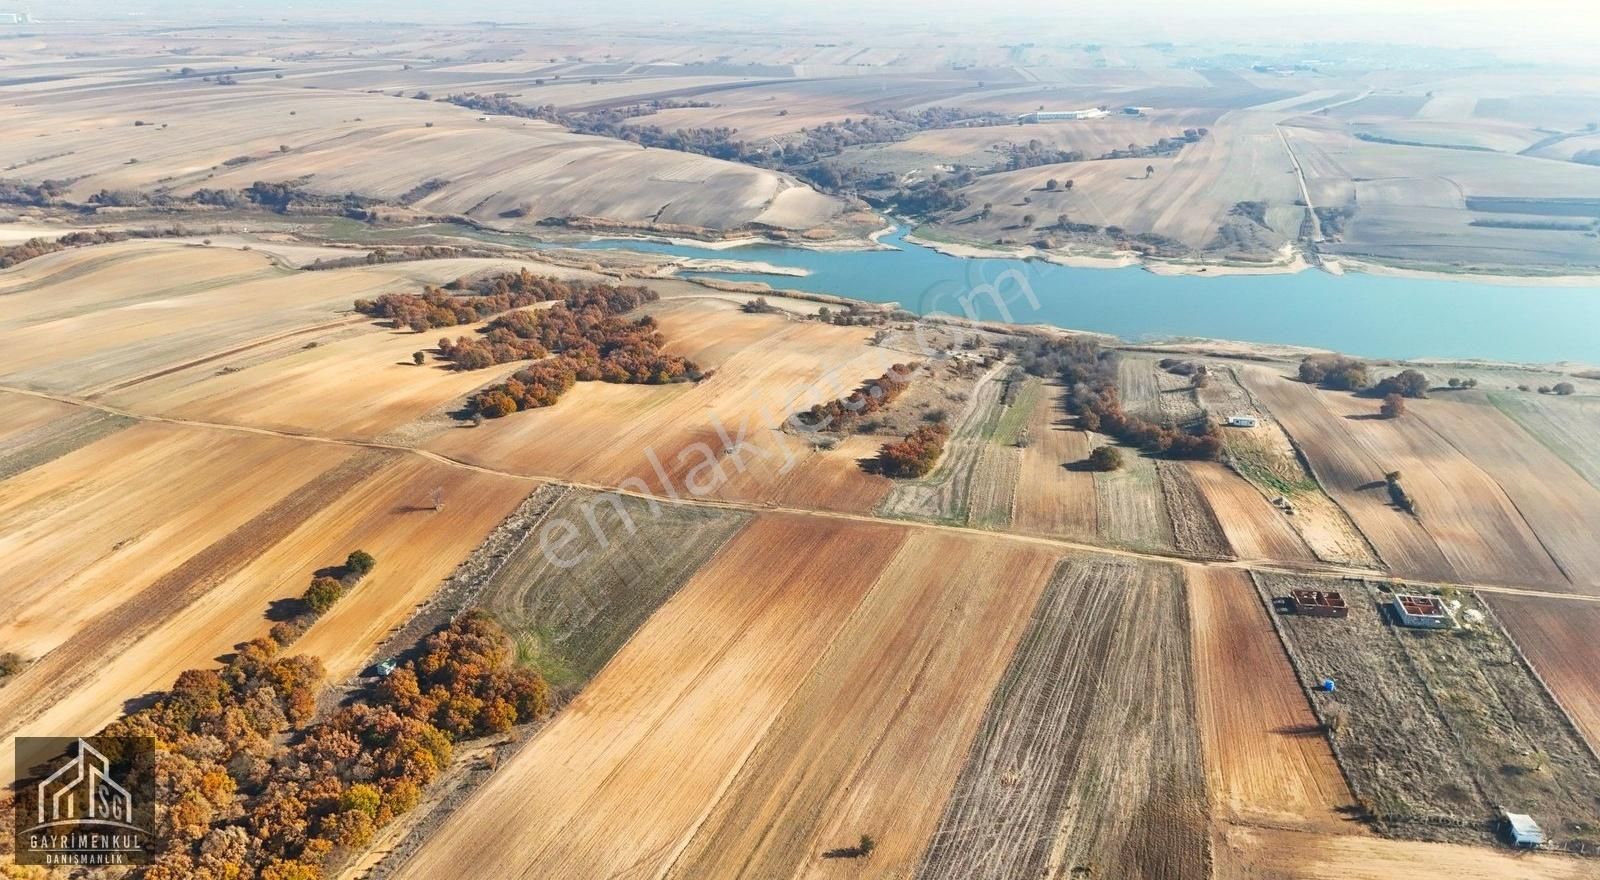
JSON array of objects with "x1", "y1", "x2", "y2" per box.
[{"x1": 568, "y1": 228, "x2": 1600, "y2": 364}]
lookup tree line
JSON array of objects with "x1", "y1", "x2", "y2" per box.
[
  {"x1": 798, "y1": 363, "x2": 919, "y2": 433},
  {"x1": 1010, "y1": 336, "x2": 1223, "y2": 460},
  {"x1": 444, "y1": 92, "x2": 1009, "y2": 195},
  {"x1": 0, "y1": 226, "x2": 196, "y2": 269}
]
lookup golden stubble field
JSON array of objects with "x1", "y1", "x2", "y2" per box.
[{"x1": 394, "y1": 516, "x2": 1070, "y2": 880}]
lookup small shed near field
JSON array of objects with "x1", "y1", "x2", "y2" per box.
[{"x1": 1503, "y1": 812, "x2": 1544, "y2": 848}]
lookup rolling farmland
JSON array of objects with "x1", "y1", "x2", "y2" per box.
[
  {"x1": 1243, "y1": 367, "x2": 1570, "y2": 588},
  {"x1": 394, "y1": 517, "x2": 1066, "y2": 879},
  {"x1": 5, "y1": 20, "x2": 1600, "y2": 880}
]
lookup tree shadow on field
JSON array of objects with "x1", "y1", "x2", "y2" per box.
[
  {"x1": 266, "y1": 597, "x2": 309, "y2": 622},
  {"x1": 1272, "y1": 723, "x2": 1327, "y2": 738},
  {"x1": 122, "y1": 689, "x2": 166, "y2": 716},
  {"x1": 1344, "y1": 413, "x2": 1387, "y2": 421},
  {"x1": 1356, "y1": 479, "x2": 1387, "y2": 491},
  {"x1": 1063, "y1": 459, "x2": 1100, "y2": 472}
]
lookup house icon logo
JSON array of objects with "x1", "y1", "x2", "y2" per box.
[
  {"x1": 34, "y1": 739, "x2": 136, "y2": 828},
  {"x1": 12, "y1": 735, "x2": 153, "y2": 867}
]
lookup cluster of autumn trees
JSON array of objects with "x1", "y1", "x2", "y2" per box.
[
  {"x1": 878, "y1": 422, "x2": 951, "y2": 477},
  {"x1": 355, "y1": 271, "x2": 702, "y2": 415},
  {"x1": 1298, "y1": 354, "x2": 1371, "y2": 391},
  {"x1": 1012, "y1": 336, "x2": 1223, "y2": 460},
  {"x1": 102, "y1": 597, "x2": 547, "y2": 880},
  {"x1": 354, "y1": 270, "x2": 629, "y2": 332},
  {"x1": 1300, "y1": 355, "x2": 1445, "y2": 402},
  {"x1": 799, "y1": 363, "x2": 918, "y2": 432}
]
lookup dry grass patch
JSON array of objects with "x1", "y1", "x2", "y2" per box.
[
  {"x1": 1255, "y1": 573, "x2": 1600, "y2": 847},
  {"x1": 477, "y1": 489, "x2": 750, "y2": 691}
]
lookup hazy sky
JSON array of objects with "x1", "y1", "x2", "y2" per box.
[{"x1": 40, "y1": 0, "x2": 1600, "y2": 59}]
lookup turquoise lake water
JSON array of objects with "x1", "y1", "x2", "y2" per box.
[{"x1": 570, "y1": 228, "x2": 1600, "y2": 363}]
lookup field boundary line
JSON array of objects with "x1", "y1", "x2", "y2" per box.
[{"x1": 9, "y1": 382, "x2": 1600, "y2": 606}]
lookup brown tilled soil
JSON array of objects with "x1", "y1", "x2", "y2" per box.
[
  {"x1": 917, "y1": 556, "x2": 1209, "y2": 880},
  {"x1": 1187, "y1": 568, "x2": 1358, "y2": 832}
]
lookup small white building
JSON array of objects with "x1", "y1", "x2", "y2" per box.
[
  {"x1": 1503, "y1": 812, "x2": 1544, "y2": 848},
  {"x1": 1392, "y1": 593, "x2": 1455, "y2": 629},
  {"x1": 1019, "y1": 108, "x2": 1109, "y2": 123},
  {"x1": 1225, "y1": 415, "x2": 1259, "y2": 428}
]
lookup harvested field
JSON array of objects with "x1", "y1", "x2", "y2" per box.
[
  {"x1": 1411, "y1": 396, "x2": 1600, "y2": 589},
  {"x1": 0, "y1": 427, "x2": 535, "y2": 784},
  {"x1": 937, "y1": 108, "x2": 1304, "y2": 252},
  {"x1": 1202, "y1": 366, "x2": 1379, "y2": 567},
  {"x1": 0, "y1": 240, "x2": 589, "y2": 404},
  {"x1": 0, "y1": 397, "x2": 133, "y2": 482},
  {"x1": 918, "y1": 557, "x2": 1208, "y2": 880},
  {"x1": 1488, "y1": 392, "x2": 1600, "y2": 491},
  {"x1": 665, "y1": 531, "x2": 1061, "y2": 879},
  {"x1": 102, "y1": 314, "x2": 522, "y2": 441},
  {"x1": 1186, "y1": 461, "x2": 1314, "y2": 563},
  {"x1": 1158, "y1": 461, "x2": 1234, "y2": 559},
  {"x1": 0, "y1": 421, "x2": 356, "y2": 661},
  {"x1": 0, "y1": 76, "x2": 848, "y2": 234},
  {"x1": 476, "y1": 489, "x2": 750, "y2": 690},
  {"x1": 391, "y1": 515, "x2": 911, "y2": 880},
  {"x1": 1187, "y1": 568, "x2": 1355, "y2": 832},
  {"x1": 1215, "y1": 825, "x2": 1594, "y2": 880},
  {"x1": 1488, "y1": 595, "x2": 1600, "y2": 752},
  {"x1": 966, "y1": 442, "x2": 1022, "y2": 528},
  {"x1": 1118, "y1": 355, "x2": 1168, "y2": 421},
  {"x1": 1011, "y1": 381, "x2": 1098, "y2": 541},
  {"x1": 1244, "y1": 367, "x2": 1565, "y2": 587},
  {"x1": 427, "y1": 302, "x2": 899, "y2": 512},
  {"x1": 1255, "y1": 573, "x2": 1600, "y2": 846}
]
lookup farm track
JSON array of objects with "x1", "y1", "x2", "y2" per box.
[{"x1": 5, "y1": 382, "x2": 1599, "y2": 606}]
